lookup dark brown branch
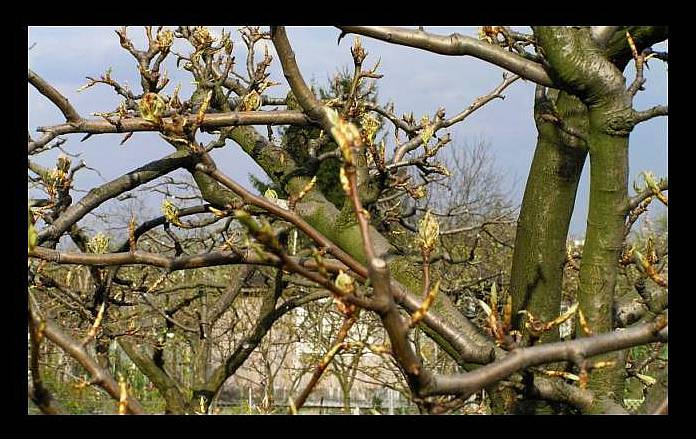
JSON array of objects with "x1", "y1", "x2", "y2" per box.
[
  {"x1": 29, "y1": 246, "x2": 355, "y2": 276},
  {"x1": 32, "y1": 246, "x2": 268, "y2": 270},
  {"x1": 532, "y1": 376, "x2": 593, "y2": 412},
  {"x1": 137, "y1": 289, "x2": 199, "y2": 333},
  {"x1": 207, "y1": 266, "x2": 253, "y2": 324},
  {"x1": 117, "y1": 205, "x2": 212, "y2": 252}
]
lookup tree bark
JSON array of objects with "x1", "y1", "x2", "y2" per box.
[{"x1": 534, "y1": 25, "x2": 637, "y2": 413}]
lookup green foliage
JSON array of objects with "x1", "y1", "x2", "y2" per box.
[
  {"x1": 32, "y1": 365, "x2": 165, "y2": 414},
  {"x1": 278, "y1": 68, "x2": 382, "y2": 208}
]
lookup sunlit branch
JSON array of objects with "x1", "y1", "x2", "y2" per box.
[
  {"x1": 337, "y1": 26, "x2": 553, "y2": 87},
  {"x1": 421, "y1": 316, "x2": 667, "y2": 398},
  {"x1": 29, "y1": 69, "x2": 82, "y2": 123},
  {"x1": 633, "y1": 105, "x2": 668, "y2": 124},
  {"x1": 29, "y1": 111, "x2": 310, "y2": 154}
]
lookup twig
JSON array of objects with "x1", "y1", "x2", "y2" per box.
[{"x1": 291, "y1": 316, "x2": 357, "y2": 411}]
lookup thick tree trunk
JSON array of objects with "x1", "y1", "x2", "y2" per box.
[
  {"x1": 577, "y1": 105, "x2": 631, "y2": 410},
  {"x1": 491, "y1": 89, "x2": 588, "y2": 415},
  {"x1": 510, "y1": 89, "x2": 588, "y2": 341},
  {"x1": 534, "y1": 25, "x2": 638, "y2": 413},
  {"x1": 118, "y1": 338, "x2": 189, "y2": 414}
]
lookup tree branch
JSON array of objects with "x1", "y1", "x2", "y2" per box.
[
  {"x1": 29, "y1": 68, "x2": 82, "y2": 123},
  {"x1": 29, "y1": 111, "x2": 310, "y2": 154},
  {"x1": 633, "y1": 105, "x2": 668, "y2": 124},
  {"x1": 337, "y1": 26, "x2": 553, "y2": 87},
  {"x1": 36, "y1": 149, "x2": 192, "y2": 245},
  {"x1": 421, "y1": 316, "x2": 667, "y2": 398}
]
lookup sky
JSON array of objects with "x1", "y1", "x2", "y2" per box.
[{"x1": 27, "y1": 26, "x2": 668, "y2": 238}]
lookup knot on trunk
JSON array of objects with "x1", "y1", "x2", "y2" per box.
[{"x1": 602, "y1": 108, "x2": 636, "y2": 137}]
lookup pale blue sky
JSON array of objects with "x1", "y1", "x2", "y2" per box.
[{"x1": 28, "y1": 26, "x2": 668, "y2": 237}]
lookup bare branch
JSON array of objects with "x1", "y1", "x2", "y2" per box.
[
  {"x1": 392, "y1": 73, "x2": 520, "y2": 163},
  {"x1": 270, "y1": 26, "x2": 328, "y2": 124},
  {"x1": 29, "y1": 69, "x2": 82, "y2": 122},
  {"x1": 337, "y1": 26, "x2": 553, "y2": 87},
  {"x1": 37, "y1": 150, "x2": 192, "y2": 245},
  {"x1": 633, "y1": 105, "x2": 668, "y2": 124},
  {"x1": 29, "y1": 306, "x2": 146, "y2": 414},
  {"x1": 29, "y1": 111, "x2": 310, "y2": 154},
  {"x1": 421, "y1": 316, "x2": 667, "y2": 398}
]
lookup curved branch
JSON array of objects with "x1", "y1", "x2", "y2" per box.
[
  {"x1": 337, "y1": 26, "x2": 553, "y2": 87},
  {"x1": 271, "y1": 26, "x2": 329, "y2": 124},
  {"x1": 29, "y1": 68, "x2": 82, "y2": 122},
  {"x1": 532, "y1": 376, "x2": 594, "y2": 412},
  {"x1": 421, "y1": 316, "x2": 667, "y2": 398},
  {"x1": 116, "y1": 205, "x2": 212, "y2": 252}
]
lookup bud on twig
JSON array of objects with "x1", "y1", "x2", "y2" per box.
[{"x1": 418, "y1": 210, "x2": 439, "y2": 254}]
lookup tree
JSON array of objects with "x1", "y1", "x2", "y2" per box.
[{"x1": 28, "y1": 26, "x2": 667, "y2": 415}]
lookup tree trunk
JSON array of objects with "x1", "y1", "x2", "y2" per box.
[
  {"x1": 510, "y1": 89, "x2": 588, "y2": 341},
  {"x1": 534, "y1": 25, "x2": 637, "y2": 413},
  {"x1": 493, "y1": 89, "x2": 588, "y2": 415},
  {"x1": 118, "y1": 338, "x2": 188, "y2": 414}
]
